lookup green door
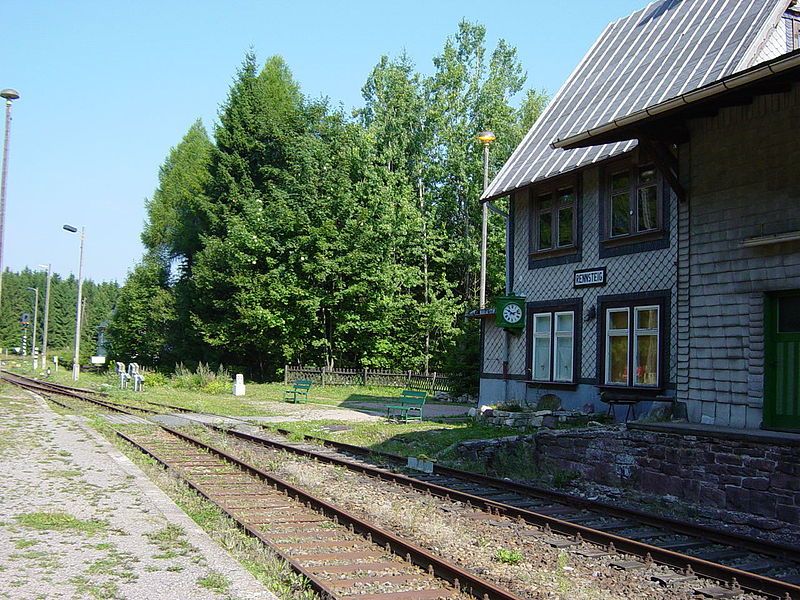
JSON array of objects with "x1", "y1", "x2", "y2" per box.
[{"x1": 764, "y1": 293, "x2": 800, "y2": 430}]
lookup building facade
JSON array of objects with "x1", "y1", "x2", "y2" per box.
[{"x1": 479, "y1": 0, "x2": 800, "y2": 430}]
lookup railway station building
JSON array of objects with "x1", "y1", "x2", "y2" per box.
[{"x1": 478, "y1": 0, "x2": 800, "y2": 431}]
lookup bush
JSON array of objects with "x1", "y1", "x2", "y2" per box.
[
  {"x1": 143, "y1": 370, "x2": 169, "y2": 387},
  {"x1": 201, "y1": 379, "x2": 229, "y2": 395},
  {"x1": 172, "y1": 362, "x2": 231, "y2": 391},
  {"x1": 495, "y1": 401, "x2": 524, "y2": 412}
]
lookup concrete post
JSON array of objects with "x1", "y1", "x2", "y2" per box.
[{"x1": 233, "y1": 373, "x2": 245, "y2": 396}]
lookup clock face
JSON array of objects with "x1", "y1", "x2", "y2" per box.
[{"x1": 502, "y1": 303, "x2": 523, "y2": 323}]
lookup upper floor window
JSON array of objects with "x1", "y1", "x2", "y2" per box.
[
  {"x1": 609, "y1": 166, "x2": 660, "y2": 239},
  {"x1": 532, "y1": 186, "x2": 577, "y2": 253},
  {"x1": 793, "y1": 20, "x2": 800, "y2": 51}
]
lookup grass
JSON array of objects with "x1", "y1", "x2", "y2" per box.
[
  {"x1": 197, "y1": 571, "x2": 231, "y2": 594},
  {"x1": 68, "y1": 575, "x2": 119, "y2": 599},
  {"x1": 494, "y1": 548, "x2": 524, "y2": 565},
  {"x1": 10, "y1": 549, "x2": 61, "y2": 570},
  {"x1": 264, "y1": 419, "x2": 521, "y2": 461},
  {"x1": 44, "y1": 468, "x2": 82, "y2": 479},
  {"x1": 145, "y1": 524, "x2": 196, "y2": 560},
  {"x1": 5, "y1": 361, "x2": 464, "y2": 416},
  {"x1": 14, "y1": 511, "x2": 108, "y2": 535}
]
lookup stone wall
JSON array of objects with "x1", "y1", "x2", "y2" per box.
[{"x1": 455, "y1": 427, "x2": 800, "y2": 525}]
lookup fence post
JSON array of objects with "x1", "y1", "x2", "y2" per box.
[
  {"x1": 284, "y1": 365, "x2": 289, "y2": 385},
  {"x1": 363, "y1": 367, "x2": 368, "y2": 386},
  {"x1": 431, "y1": 371, "x2": 437, "y2": 393},
  {"x1": 321, "y1": 367, "x2": 326, "y2": 387}
]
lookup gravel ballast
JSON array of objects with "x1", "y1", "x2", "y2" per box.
[{"x1": 0, "y1": 389, "x2": 276, "y2": 600}]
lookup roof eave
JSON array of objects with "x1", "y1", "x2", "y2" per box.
[{"x1": 551, "y1": 49, "x2": 800, "y2": 151}]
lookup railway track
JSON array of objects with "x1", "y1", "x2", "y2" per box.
[
  {"x1": 0, "y1": 370, "x2": 159, "y2": 415},
  {"x1": 118, "y1": 425, "x2": 520, "y2": 600},
  {"x1": 202, "y1": 423, "x2": 800, "y2": 599},
  {"x1": 4, "y1": 370, "x2": 800, "y2": 598},
  {"x1": 0, "y1": 371, "x2": 520, "y2": 599}
]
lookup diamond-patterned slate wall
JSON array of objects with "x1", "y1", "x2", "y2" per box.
[
  {"x1": 484, "y1": 164, "x2": 678, "y2": 384},
  {"x1": 482, "y1": 321, "x2": 506, "y2": 374}
]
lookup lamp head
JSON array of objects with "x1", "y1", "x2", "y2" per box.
[
  {"x1": 477, "y1": 130, "x2": 496, "y2": 145},
  {"x1": 1, "y1": 89, "x2": 20, "y2": 101},
  {"x1": 63, "y1": 224, "x2": 78, "y2": 233}
]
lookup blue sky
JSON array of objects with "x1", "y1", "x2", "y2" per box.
[{"x1": 3, "y1": 0, "x2": 647, "y2": 283}]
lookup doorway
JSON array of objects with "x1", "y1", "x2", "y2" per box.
[{"x1": 764, "y1": 292, "x2": 800, "y2": 430}]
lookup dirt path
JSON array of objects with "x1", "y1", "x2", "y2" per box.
[{"x1": 0, "y1": 389, "x2": 276, "y2": 600}]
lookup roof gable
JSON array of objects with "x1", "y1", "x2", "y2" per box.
[{"x1": 484, "y1": 0, "x2": 788, "y2": 201}]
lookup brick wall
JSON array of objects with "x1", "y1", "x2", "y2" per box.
[{"x1": 681, "y1": 82, "x2": 800, "y2": 428}]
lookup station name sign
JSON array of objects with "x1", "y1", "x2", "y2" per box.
[{"x1": 574, "y1": 267, "x2": 606, "y2": 288}]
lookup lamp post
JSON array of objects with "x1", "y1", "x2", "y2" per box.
[
  {"x1": 26, "y1": 286, "x2": 38, "y2": 367},
  {"x1": 477, "y1": 130, "x2": 496, "y2": 309},
  {"x1": 38, "y1": 264, "x2": 52, "y2": 370},
  {"x1": 63, "y1": 225, "x2": 85, "y2": 381},
  {"x1": 0, "y1": 88, "x2": 20, "y2": 314}
]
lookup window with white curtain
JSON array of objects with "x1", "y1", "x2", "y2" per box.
[
  {"x1": 532, "y1": 310, "x2": 575, "y2": 382},
  {"x1": 604, "y1": 304, "x2": 660, "y2": 387}
]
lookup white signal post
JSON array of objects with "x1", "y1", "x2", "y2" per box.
[{"x1": 26, "y1": 286, "x2": 38, "y2": 367}]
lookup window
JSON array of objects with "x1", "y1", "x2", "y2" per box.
[
  {"x1": 603, "y1": 304, "x2": 660, "y2": 387},
  {"x1": 793, "y1": 20, "x2": 800, "y2": 51},
  {"x1": 531, "y1": 310, "x2": 575, "y2": 382},
  {"x1": 533, "y1": 186, "x2": 576, "y2": 252},
  {"x1": 607, "y1": 166, "x2": 661, "y2": 239}
]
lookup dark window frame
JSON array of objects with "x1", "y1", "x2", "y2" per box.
[
  {"x1": 596, "y1": 291, "x2": 670, "y2": 393},
  {"x1": 525, "y1": 298, "x2": 583, "y2": 387},
  {"x1": 528, "y1": 174, "x2": 582, "y2": 269},
  {"x1": 598, "y1": 158, "x2": 671, "y2": 259}
]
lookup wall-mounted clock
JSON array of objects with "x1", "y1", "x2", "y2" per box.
[{"x1": 495, "y1": 296, "x2": 526, "y2": 331}]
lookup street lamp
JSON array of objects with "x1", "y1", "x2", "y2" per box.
[
  {"x1": 477, "y1": 130, "x2": 496, "y2": 309},
  {"x1": 26, "y1": 286, "x2": 38, "y2": 367},
  {"x1": 0, "y1": 88, "x2": 20, "y2": 314},
  {"x1": 63, "y1": 224, "x2": 85, "y2": 381},
  {"x1": 38, "y1": 264, "x2": 52, "y2": 370}
]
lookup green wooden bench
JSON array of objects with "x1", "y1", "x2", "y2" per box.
[
  {"x1": 284, "y1": 379, "x2": 312, "y2": 403},
  {"x1": 386, "y1": 390, "x2": 426, "y2": 422}
]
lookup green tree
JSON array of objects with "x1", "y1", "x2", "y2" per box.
[
  {"x1": 106, "y1": 257, "x2": 175, "y2": 365},
  {"x1": 0, "y1": 269, "x2": 118, "y2": 363},
  {"x1": 141, "y1": 119, "x2": 213, "y2": 274},
  {"x1": 190, "y1": 53, "x2": 324, "y2": 375}
]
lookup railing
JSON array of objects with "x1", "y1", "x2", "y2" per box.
[{"x1": 284, "y1": 365, "x2": 457, "y2": 393}]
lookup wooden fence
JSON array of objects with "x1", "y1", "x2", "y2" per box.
[{"x1": 284, "y1": 365, "x2": 457, "y2": 394}]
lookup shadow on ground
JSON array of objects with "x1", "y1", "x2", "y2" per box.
[{"x1": 333, "y1": 393, "x2": 473, "y2": 421}]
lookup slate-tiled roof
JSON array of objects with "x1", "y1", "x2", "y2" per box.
[{"x1": 483, "y1": 0, "x2": 788, "y2": 201}]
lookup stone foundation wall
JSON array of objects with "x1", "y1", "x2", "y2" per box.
[{"x1": 456, "y1": 427, "x2": 800, "y2": 525}]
